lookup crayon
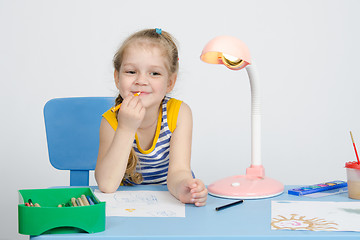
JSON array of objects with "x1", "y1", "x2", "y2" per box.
[
  {"x1": 28, "y1": 199, "x2": 34, "y2": 207},
  {"x1": 81, "y1": 195, "x2": 90, "y2": 206},
  {"x1": 90, "y1": 196, "x2": 98, "y2": 204},
  {"x1": 86, "y1": 196, "x2": 95, "y2": 205},
  {"x1": 25, "y1": 202, "x2": 30, "y2": 207},
  {"x1": 34, "y1": 203, "x2": 40, "y2": 207},
  {"x1": 75, "y1": 198, "x2": 82, "y2": 206},
  {"x1": 71, "y1": 197, "x2": 78, "y2": 207},
  {"x1": 77, "y1": 197, "x2": 84, "y2": 206}
]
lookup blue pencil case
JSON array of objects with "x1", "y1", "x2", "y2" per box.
[{"x1": 288, "y1": 180, "x2": 347, "y2": 196}]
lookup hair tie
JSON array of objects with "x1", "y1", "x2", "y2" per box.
[{"x1": 155, "y1": 28, "x2": 162, "y2": 35}]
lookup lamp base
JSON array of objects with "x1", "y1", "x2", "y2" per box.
[{"x1": 208, "y1": 170, "x2": 284, "y2": 199}]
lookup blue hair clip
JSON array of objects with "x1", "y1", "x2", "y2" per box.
[{"x1": 155, "y1": 28, "x2": 162, "y2": 35}]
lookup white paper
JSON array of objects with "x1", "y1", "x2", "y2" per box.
[
  {"x1": 94, "y1": 189, "x2": 185, "y2": 217},
  {"x1": 271, "y1": 200, "x2": 360, "y2": 232}
]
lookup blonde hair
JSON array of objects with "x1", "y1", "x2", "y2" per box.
[{"x1": 113, "y1": 28, "x2": 179, "y2": 185}]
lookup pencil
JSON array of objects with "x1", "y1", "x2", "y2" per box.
[
  {"x1": 111, "y1": 91, "x2": 141, "y2": 112},
  {"x1": 350, "y1": 131, "x2": 360, "y2": 164},
  {"x1": 215, "y1": 200, "x2": 244, "y2": 211}
]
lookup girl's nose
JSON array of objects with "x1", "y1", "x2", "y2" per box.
[{"x1": 135, "y1": 73, "x2": 148, "y2": 85}]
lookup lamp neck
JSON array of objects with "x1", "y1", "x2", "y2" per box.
[
  {"x1": 245, "y1": 64, "x2": 262, "y2": 166},
  {"x1": 246, "y1": 65, "x2": 261, "y2": 116}
]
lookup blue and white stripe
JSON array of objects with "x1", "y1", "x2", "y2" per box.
[{"x1": 124, "y1": 96, "x2": 172, "y2": 185}]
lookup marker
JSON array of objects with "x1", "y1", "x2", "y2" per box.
[
  {"x1": 28, "y1": 199, "x2": 34, "y2": 207},
  {"x1": 34, "y1": 203, "x2": 40, "y2": 207},
  {"x1": 215, "y1": 200, "x2": 244, "y2": 211},
  {"x1": 111, "y1": 91, "x2": 141, "y2": 112}
]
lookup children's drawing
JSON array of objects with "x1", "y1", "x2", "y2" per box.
[
  {"x1": 271, "y1": 201, "x2": 360, "y2": 232},
  {"x1": 125, "y1": 208, "x2": 136, "y2": 212},
  {"x1": 94, "y1": 190, "x2": 185, "y2": 217},
  {"x1": 271, "y1": 214, "x2": 338, "y2": 231},
  {"x1": 147, "y1": 210, "x2": 176, "y2": 217},
  {"x1": 114, "y1": 192, "x2": 158, "y2": 205}
]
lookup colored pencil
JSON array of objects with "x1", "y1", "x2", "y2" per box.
[{"x1": 111, "y1": 91, "x2": 141, "y2": 112}]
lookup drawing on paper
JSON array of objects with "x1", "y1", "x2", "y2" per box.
[
  {"x1": 271, "y1": 214, "x2": 338, "y2": 231},
  {"x1": 94, "y1": 190, "x2": 185, "y2": 217},
  {"x1": 114, "y1": 192, "x2": 159, "y2": 206},
  {"x1": 125, "y1": 208, "x2": 136, "y2": 212},
  {"x1": 147, "y1": 210, "x2": 176, "y2": 217},
  {"x1": 271, "y1": 200, "x2": 360, "y2": 232}
]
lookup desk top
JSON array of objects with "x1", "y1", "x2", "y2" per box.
[{"x1": 31, "y1": 185, "x2": 360, "y2": 240}]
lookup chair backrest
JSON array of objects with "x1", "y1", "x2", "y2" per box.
[{"x1": 44, "y1": 97, "x2": 115, "y2": 186}]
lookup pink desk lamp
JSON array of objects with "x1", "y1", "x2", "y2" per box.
[{"x1": 201, "y1": 36, "x2": 284, "y2": 199}]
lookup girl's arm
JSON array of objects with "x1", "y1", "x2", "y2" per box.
[
  {"x1": 167, "y1": 103, "x2": 208, "y2": 206},
  {"x1": 94, "y1": 118, "x2": 134, "y2": 193},
  {"x1": 95, "y1": 95, "x2": 145, "y2": 193}
]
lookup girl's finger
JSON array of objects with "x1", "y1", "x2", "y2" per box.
[{"x1": 192, "y1": 190, "x2": 208, "y2": 200}]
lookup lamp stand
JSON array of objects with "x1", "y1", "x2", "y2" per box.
[{"x1": 208, "y1": 65, "x2": 284, "y2": 199}]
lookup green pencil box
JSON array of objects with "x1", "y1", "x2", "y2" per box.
[{"x1": 18, "y1": 187, "x2": 105, "y2": 235}]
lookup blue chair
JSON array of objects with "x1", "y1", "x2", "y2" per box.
[{"x1": 44, "y1": 97, "x2": 115, "y2": 186}]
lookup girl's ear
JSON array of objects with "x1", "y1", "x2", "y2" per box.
[
  {"x1": 114, "y1": 70, "x2": 120, "y2": 90},
  {"x1": 166, "y1": 73, "x2": 177, "y2": 93}
]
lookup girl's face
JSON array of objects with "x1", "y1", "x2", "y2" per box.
[{"x1": 115, "y1": 43, "x2": 176, "y2": 109}]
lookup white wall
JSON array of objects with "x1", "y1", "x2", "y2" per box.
[{"x1": 1, "y1": 0, "x2": 360, "y2": 239}]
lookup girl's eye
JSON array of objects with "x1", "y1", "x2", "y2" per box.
[
  {"x1": 126, "y1": 70, "x2": 136, "y2": 74},
  {"x1": 150, "y1": 72, "x2": 160, "y2": 76}
]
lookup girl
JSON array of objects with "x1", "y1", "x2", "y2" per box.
[{"x1": 95, "y1": 28, "x2": 207, "y2": 206}]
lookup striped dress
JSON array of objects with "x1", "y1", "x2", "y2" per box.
[{"x1": 102, "y1": 96, "x2": 182, "y2": 185}]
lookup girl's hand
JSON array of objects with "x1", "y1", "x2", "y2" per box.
[
  {"x1": 178, "y1": 178, "x2": 208, "y2": 207},
  {"x1": 117, "y1": 94, "x2": 145, "y2": 132}
]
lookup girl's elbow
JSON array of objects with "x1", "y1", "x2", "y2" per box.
[
  {"x1": 97, "y1": 183, "x2": 117, "y2": 193},
  {"x1": 95, "y1": 171, "x2": 116, "y2": 193},
  {"x1": 95, "y1": 176, "x2": 118, "y2": 193}
]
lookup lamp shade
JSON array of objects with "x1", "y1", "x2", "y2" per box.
[{"x1": 200, "y1": 35, "x2": 252, "y2": 70}]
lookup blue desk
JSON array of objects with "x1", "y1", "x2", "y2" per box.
[{"x1": 31, "y1": 185, "x2": 360, "y2": 239}]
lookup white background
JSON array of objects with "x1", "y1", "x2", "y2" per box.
[{"x1": 1, "y1": 0, "x2": 360, "y2": 239}]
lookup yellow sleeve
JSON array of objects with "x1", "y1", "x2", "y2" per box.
[
  {"x1": 102, "y1": 108, "x2": 118, "y2": 131},
  {"x1": 167, "y1": 98, "x2": 182, "y2": 133}
]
